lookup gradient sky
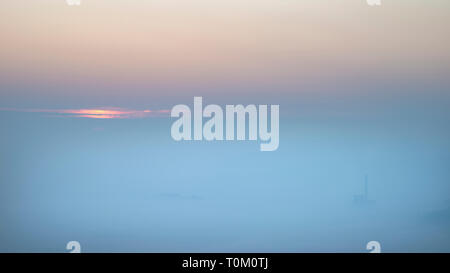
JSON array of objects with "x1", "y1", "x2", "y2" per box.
[{"x1": 1, "y1": 0, "x2": 449, "y2": 108}]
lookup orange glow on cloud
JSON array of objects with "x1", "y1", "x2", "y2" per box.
[{"x1": 0, "y1": 107, "x2": 169, "y2": 119}]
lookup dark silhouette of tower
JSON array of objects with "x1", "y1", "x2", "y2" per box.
[
  {"x1": 364, "y1": 174, "x2": 368, "y2": 200},
  {"x1": 353, "y1": 174, "x2": 375, "y2": 206}
]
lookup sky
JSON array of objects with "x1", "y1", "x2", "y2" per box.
[
  {"x1": 0, "y1": 0, "x2": 449, "y2": 252},
  {"x1": 1, "y1": 0, "x2": 449, "y2": 106}
]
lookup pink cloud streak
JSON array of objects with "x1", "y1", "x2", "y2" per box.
[{"x1": 0, "y1": 107, "x2": 170, "y2": 119}]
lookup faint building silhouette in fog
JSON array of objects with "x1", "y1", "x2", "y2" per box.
[{"x1": 353, "y1": 175, "x2": 375, "y2": 206}]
